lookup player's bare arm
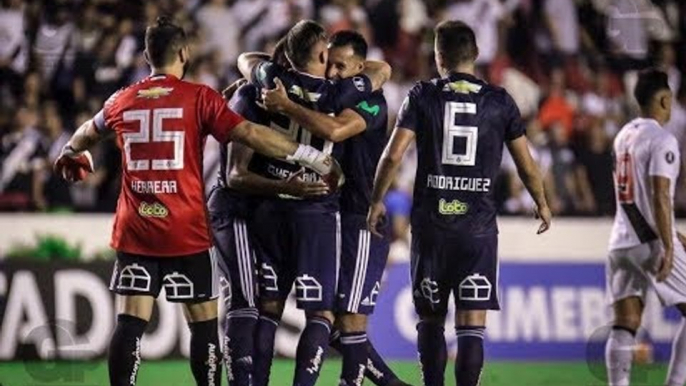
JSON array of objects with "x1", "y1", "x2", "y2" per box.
[
  {"x1": 506, "y1": 136, "x2": 552, "y2": 234},
  {"x1": 227, "y1": 140, "x2": 329, "y2": 197},
  {"x1": 53, "y1": 119, "x2": 101, "y2": 182},
  {"x1": 228, "y1": 120, "x2": 344, "y2": 189},
  {"x1": 261, "y1": 78, "x2": 367, "y2": 142},
  {"x1": 652, "y1": 175, "x2": 675, "y2": 282},
  {"x1": 237, "y1": 52, "x2": 272, "y2": 82},
  {"x1": 367, "y1": 127, "x2": 415, "y2": 237},
  {"x1": 362, "y1": 60, "x2": 392, "y2": 90}
]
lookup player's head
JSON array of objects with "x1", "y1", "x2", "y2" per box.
[
  {"x1": 434, "y1": 20, "x2": 478, "y2": 77},
  {"x1": 144, "y1": 16, "x2": 190, "y2": 78},
  {"x1": 285, "y1": 20, "x2": 328, "y2": 76},
  {"x1": 326, "y1": 30, "x2": 367, "y2": 80},
  {"x1": 634, "y1": 69, "x2": 672, "y2": 123}
]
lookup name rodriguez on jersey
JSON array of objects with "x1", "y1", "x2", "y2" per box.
[{"x1": 426, "y1": 174, "x2": 491, "y2": 192}]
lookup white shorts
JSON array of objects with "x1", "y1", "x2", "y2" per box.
[{"x1": 607, "y1": 240, "x2": 686, "y2": 307}]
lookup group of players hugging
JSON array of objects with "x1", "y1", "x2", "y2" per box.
[{"x1": 53, "y1": 8, "x2": 686, "y2": 386}]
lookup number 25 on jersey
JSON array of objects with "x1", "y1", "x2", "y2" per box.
[{"x1": 122, "y1": 108, "x2": 185, "y2": 171}]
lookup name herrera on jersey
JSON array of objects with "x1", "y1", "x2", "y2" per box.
[
  {"x1": 427, "y1": 174, "x2": 491, "y2": 192},
  {"x1": 130, "y1": 180, "x2": 178, "y2": 194}
]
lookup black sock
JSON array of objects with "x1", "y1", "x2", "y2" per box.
[
  {"x1": 417, "y1": 320, "x2": 447, "y2": 386},
  {"x1": 455, "y1": 326, "x2": 485, "y2": 386},
  {"x1": 224, "y1": 308, "x2": 258, "y2": 386},
  {"x1": 339, "y1": 331, "x2": 368, "y2": 386},
  {"x1": 330, "y1": 329, "x2": 401, "y2": 386},
  {"x1": 293, "y1": 316, "x2": 332, "y2": 386},
  {"x1": 253, "y1": 313, "x2": 280, "y2": 386},
  {"x1": 189, "y1": 318, "x2": 222, "y2": 386},
  {"x1": 108, "y1": 314, "x2": 148, "y2": 386}
]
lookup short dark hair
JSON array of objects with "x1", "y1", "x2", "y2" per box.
[
  {"x1": 286, "y1": 20, "x2": 327, "y2": 70},
  {"x1": 329, "y1": 30, "x2": 368, "y2": 59},
  {"x1": 145, "y1": 16, "x2": 187, "y2": 68},
  {"x1": 272, "y1": 35, "x2": 291, "y2": 68},
  {"x1": 634, "y1": 69, "x2": 670, "y2": 107},
  {"x1": 434, "y1": 20, "x2": 478, "y2": 69}
]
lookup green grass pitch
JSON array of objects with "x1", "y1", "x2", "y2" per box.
[{"x1": 0, "y1": 360, "x2": 669, "y2": 386}]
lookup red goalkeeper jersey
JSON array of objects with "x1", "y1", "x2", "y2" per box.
[{"x1": 93, "y1": 74, "x2": 244, "y2": 256}]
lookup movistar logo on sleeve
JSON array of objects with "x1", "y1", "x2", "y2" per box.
[
  {"x1": 438, "y1": 199, "x2": 469, "y2": 215},
  {"x1": 357, "y1": 100, "x2": 380, "y2": 116}
]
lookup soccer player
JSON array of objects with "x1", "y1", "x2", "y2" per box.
[
  {"x1": 261, "y1": 30, "x2": 410, "y2": 386},
  {"x1": 54, "y1": 17, "x2": 342, "y2": 386},
  {"x1": 235, "y1": 21, "x2": 389, "y2": 386},
  {"x1": 208, "y1": 50, "x2": 331, "y2": 386},
  {"x1": 367, "y1": 21, "x2": 551, "y2": 386},
  {"x1": 605, "y1": 69, "x2": 686, "y2": 386}
]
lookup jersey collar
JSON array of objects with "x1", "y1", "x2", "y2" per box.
[
  {"x1": 446, "y1": 72, "x2": 479, "y2": 82},
  {"x1": 149, "y1": 73, "x2": 179, "y2": 81}
]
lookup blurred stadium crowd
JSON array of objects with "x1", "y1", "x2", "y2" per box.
[{"x1": 2, "y1": 0, "x2": 686, "y2": 227}]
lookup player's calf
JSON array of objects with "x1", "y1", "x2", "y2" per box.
[
  {"x1": 108, "y1": 295, "x2": 154, "y2": 386},
  {"x1": 666, "y1": 304, "x2": 686, "y2": 386},
  {"x1": 224, "y1": 307, "x2": 259, "y2": 386},
  {"x1": 293, "y1": 311, "x2": 335, "y2": 386},
  {"x1": 185, "y1": 300, "x2": 222, "y2": 386},
  {"x1": 253, "y1": 300, "x2": 285, "y2": 386},
  {"x1": 336, "y1": 313, "x2": 368, "y2": 386},
  {"x1": 455, "y1": 310, "x2": 487, "y2": 386},
  {"x1": 416, "y1": 314, "x2": 447, "y2": 386}
]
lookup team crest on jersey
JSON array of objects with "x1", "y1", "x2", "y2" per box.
[
  {"x1": 666, "y1": 151, "x2": 676, "y2": 164},
  {"x1": 138, "y1": 201, "x2": 169, "y2": 218},
  {"x1": 438, "y1": 198, "x2": 468, "y2": 215},
  {"x1": 353, "y1": 76, "x2": 366, "y2": 92},
  {"x1": 443, "y1": 80, "x2": 482, "y2": 94},
  {"x1": 137, "y1": 87, "x2": 173, "y2": 99}
]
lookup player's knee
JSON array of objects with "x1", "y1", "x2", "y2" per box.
[
  {"x1": 307, "y1": 310, "x2": 335, "y2": 324},
  {"x1": 418, "y1": 313, "x2": 446, "y2": 326},
  {"x1": 337, "y1": 313, "x2": 368, "y2": 332},
  {"x1": 260, "y1": 299, "x2": 285, "y2": 319},
  {"x1": 117, "y1": 295, "x2": 155, "y2": 321},
  {"x1": 455, "y1": 310, "x2": 487, "y2": 327},
  {"x1": 613, "y1": 314, "x2": 642, "y2": 332},
  {"x1": 184, "y1": 299, "x2": 219, "y2": 323}
]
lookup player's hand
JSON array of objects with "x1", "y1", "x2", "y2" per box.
[
  {"x1": 54, "y1": 145, "x2": 94, "y2": 182},
  {"x1": 282, "y1": 168, "x2": 330, "y2": 197},
  {"x1": 289, "y1": 145, "x2": 345, "y2": 191},
  {"x1": 534, "y1": 204, "x2": 552, "y2": 234},
  {"x1": 261, "y1": 78, "x2": 290, "y2": 113},
  {"x1": 655, "y1": 247, "x2": 674, "y2": 282},
  {"x1": 321, "y1": 155, "x2": 345, "y2": 192},
  {"x1": 222, "y1": 78, "x2": 247, "y2": 100},
  {"x1": 367, "y1": 202, "x2": 387, "y2": 238}
]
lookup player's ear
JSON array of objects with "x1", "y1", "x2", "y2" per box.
[{"x1": 143, "y1": 50, "x2": 151, "y2": 66}]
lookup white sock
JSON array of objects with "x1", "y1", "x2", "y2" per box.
[
  {"x1": 606, "y1": 327, "x2": 635, "y2": 386},
  {"x1": 667, "y1": 318, "x2": 686, "y2": 386}
]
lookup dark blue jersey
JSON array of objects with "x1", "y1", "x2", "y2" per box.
[
  {"x1": 212, "y1": 84, "x2": 266, "y2": 216},
  {"x1": 247, "y1": 61, "x2": 372, "y2": 209},
  {"x1": 340, "y1": 91, "x2": 388, "y2": 215},
  {"x1": 396, "y1": 72, "x2": 525, "y2": 234}
]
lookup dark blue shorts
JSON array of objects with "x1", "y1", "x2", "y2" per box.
[
  {"x1": 207, "y1": 188, "x2": 258, "y2": 310},
  {"x1": 411, "y1": 229, "x2": 500, "y2": 316},
  {"x1": 251, "y1": 199, "x2": 340, "y2": 311},
  {"x1": 336, "y1": 214, "x2": 390, "y2": 315}
]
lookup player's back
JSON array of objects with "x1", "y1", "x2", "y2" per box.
[
  {"x1": 400, "y1": 72, "x2": 525, "y2": 235},
  {"x1": 100, "y1": 74, "x2": 241, "y2": 256},
  {"x1": 609, "y1": 117, "x2": 681, "y2": 250}
]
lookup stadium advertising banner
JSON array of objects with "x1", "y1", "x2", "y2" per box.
[{"x1": 0, "y1": 260, "x2": 682, "y2": 361}]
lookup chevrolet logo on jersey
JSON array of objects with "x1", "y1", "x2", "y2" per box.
[
  {"x1": 137, "y1": 87, "x2": 173, "y2": 99},
  {"x1": 138, "y1": 201, "x2": 169, "y2": 218},
  {"x1": 438, "y1": 198, "x2": 469, "y2": 215},
  {"x1": 443, "y1": 80, "x2": 482, "y2": 94}
]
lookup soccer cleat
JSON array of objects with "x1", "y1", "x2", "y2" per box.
[{"x1": 54, "y1": 145, "x2": 94, "y2": 182}]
